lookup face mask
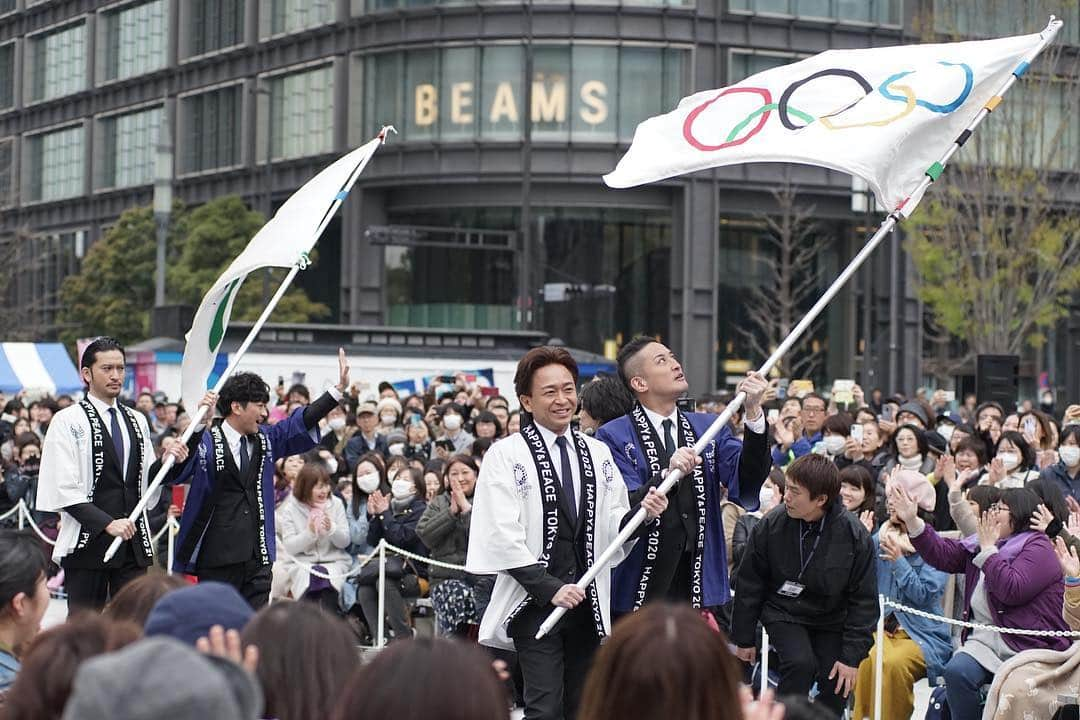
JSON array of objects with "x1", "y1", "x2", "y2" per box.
[
  {"x1": 323, "y1": 457, "x2": 338, "y2": 474},
  {"x1": 328, "y1": 417, "x2": 346, "y2": 431},
  {"x1": 388, "y1": 443, "x2": 405, "y2": 456},
  {"x1": 938, "y1": 424, "x2": 955, "y2": 443},
  {"x1": 443, "y1": 414, "x2": 462, "y2": 431},
  {"x1": 391, "y1": 479, "x2": 414, "y2": 499},
  {"x1": 1060, "y1": 446, "x2": 1080, "y2": 468},
  {"x1": 758, "y1": 486, "x2": 775, "y2": 507},
  {"x1": 387, "y1": 469, "x2": 398, "y2": 483},
  {"x1": 998, "y1": 452, "x2": 1020, "y2": 472},
  {"x1": 380, "y1": 413, "x2": 397, "y2": 426},
  {"x1": 898, "y1": 454, "x2": 923, "y2": 470},
  {"x1": 822, "y1": 436, "x2": 846, "y2": 455},
  {"x1": 356, "y1": 473, "x2": 379, "y2": 494}
]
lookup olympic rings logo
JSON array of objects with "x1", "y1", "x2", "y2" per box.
[{"x1": 683, "y1": 61, "x2": 974, "y2": 152}]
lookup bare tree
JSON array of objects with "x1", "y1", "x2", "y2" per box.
[{"x1": 735, "y1": 182, "x2": 831, "y2": 380}]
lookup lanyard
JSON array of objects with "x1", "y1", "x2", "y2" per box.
[{"x1": 797, "y1": 517, "x2": 826, "y2": 580}]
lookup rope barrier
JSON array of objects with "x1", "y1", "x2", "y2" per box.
[
  {"x1": 274, "y1": 539, "x2": 470, "y2": 582},
  {"x1": 19, "y1": 503, "x2": 56, "y2": 545},
  {"x1": 882, "y1": 597, "x2": 1080, "y2": 638},
  {"x1": 0, "y1": 502, "x2": 21, "y2": 521}
]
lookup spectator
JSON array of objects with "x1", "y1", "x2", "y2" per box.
[
  {"x1": 471, "y1": 411, "x2": 501, "y2": 441},
  {"x1": 949, "y1": 422, "x2": 976, "y2": 454},
  {"x1": 273, "y1": 455, "x2": 305, "y2": 508},
  {"x1": 422, "y1": 459, "x2": 445, "y2": 501},
  {"x1": 3, "y1": 615, "x2": 142, "y2": 719},
  {"x1": 896, "y1": 485, "x2": 1070, "y2": 720},
  {"x1": 838, "y1": 464, "x2": 876, "y2": 531},
  {"x1": 103, "y1": 574, "x2": 187, "y2": 626},
  {"x1": 241, "y1": 602, "x2": 358, "y2": 720},
  {"x1": 577, "y1": 374, "x2": 634, "y2": 435},
  {"x1": 346, "y1": 452, "x2": 385, "y2": 557},
  {"x1": 985, "y1": 431, "x2": 1039, "y2": 488},
  {"x1": 403, "y1": 418, "x2": 433, "y2": 463},
  {"x1": 2, "y1": 435, "x2": 55, "y2": 536},
  {"x1": 731, "y1": 468, "x2": 785, "y2": 581},
  {"x1": 344, "y1": 402, "x2": 388, "y2": 471},
  {"x1": 274, "y1": 462, "x2": 351, "y2": 610},
  {"x1": 0, "y1": 417, "x2": 30, "y2": 468},
  {"x1": 875, "y1": 425, "x2": 934, "y2": 516},
  {"x1": 506, "y1": 409, "x2": 521, "y2": 435},
  {"x1": 438, "y1": 403, "x2": 475, "y2": 455},
  {"x1": 144, "y1": 581, "x2": 254, "y2": 646},
  {"x1": 1017, "y1": 409, "x2": 1055, "y2": 453},
  {"x1": 378, "y1": 397, "x2": 403, "y2": 432},
  {"x1": 0, "y1": 530, "x2": 50, "y2": 693},
  {"x1": 319, "y1": 403, "x2": 356, "y2": 457},
  {"x1": 731, "y1": 454, "x2": 878, "y2": 715},
  {"x1": 417, "y1": 455, "x2": 483, "y2": 637},
  {"x1": 953, "y1": 437, "x2": 989, "y2": 488},
  {"x1": 771, "y1": 394, "x2": 827, "y2": 467},
  {"x1": 974, "y1": 402, "x2": 1006, "y2": 446},
  {"x1": 1040, "y1": 425, "x2": 1080, "y2": 504},
  {"x1": 332, "y1": 637, "x2": 508, "y2": 720},
  {"x1": 355, "y1": 465, "x2": 428, "y2": 642},
  {"x1": 385, "y1": 428, "x2": 408, "y2": 458},
  {"x1": 895, "y1": 402, "x2": 929, "y2": 430},
  {"x1": 819, "y1": 413, "x2": 853, "y2": 463},
  {"x1": 471, "y1": 437, "x2": 493, "y2": 460}
]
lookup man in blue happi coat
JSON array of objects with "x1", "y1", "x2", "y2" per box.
[
  {"x1": 170, "y1": 349, "x2": 350, "y2": 608},
  {"x1": 596, "y1": 338, "x2": 770, "y2": 616}
]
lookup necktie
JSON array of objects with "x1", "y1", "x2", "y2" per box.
[
  {"x1": 662, "y1": 418, "x2": 677, "y2": 466},
  {"x1": 108, "y1": 408, "x2": 124, "y2": 470},
  {"x1": 555, "y1": 436, "x2": 577, "y2": 525},
  {"x1": 239, "y1": 436, "x2": 250, "y2": 477}
]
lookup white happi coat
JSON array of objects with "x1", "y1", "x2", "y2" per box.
[
  {"x1": 465, "y1": 429, "x2": 636, "y2": 650},
  {"x1": 37, "y1": 402, "x2": 158, "y2": 564}
]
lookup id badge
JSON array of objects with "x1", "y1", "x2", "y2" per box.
[{"x1": 777, "y1": 581, "x2": 805, "y2": 598}]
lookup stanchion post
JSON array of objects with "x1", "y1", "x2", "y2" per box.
[
  {"x1": 874, "y1": 594, "x2": 886, "y2": 720},
  {"x1": 377, "y1": 540, "x2": 387, "y2": 648},
  {"x1": 17, "y1": 500, "x2": 25, "y2": 530},
  {"x1": 760, "y1": 627, "x2": 770, "y2": 698},
  {"x1": 167, "y1": 517, "x2": 177, "y2": 577}
]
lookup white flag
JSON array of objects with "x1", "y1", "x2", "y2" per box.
[
  {"x1": 181, "y1": 129, "x2": 390, "y2": 413},
  {"x1": 605, "y1": 32, "x2": 1045, "y2": 215}
]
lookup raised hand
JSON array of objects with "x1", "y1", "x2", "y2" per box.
[
  {"x1": 976, "y1": 512, "x2": 1001, "y2": 552},
  {"x1": 879, "y1": 533, "x2": 903, "y2": 562},
  {"x1": 337, "y1": 347, "x2": 350, "y2": 394},
  {"x1": 1031, "y1": 504, "x2": 1054, "y2": 534},
  {"x1": 936, "y1": 455, "x2": 959, "y2": 493},
  {"x1": 889, "y1": 483, "x2": 918, "y2": 525},
  {"x1": 859, "y1": 510, "x2": 875, "y2": 533},
  {"x1": 1055, "y1": 536, "x2": 1080, "y2": 578},
  {"x1": 987, "y1": 457, "x2": 1006, "y2": 486}
]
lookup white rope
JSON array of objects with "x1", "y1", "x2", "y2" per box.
[
  {"x1": 276, "y1": 543, "x2": 379, "y2": 581},
  {"x1": 19, "y1": 503, "x2": 56, "y2": 545},
  {"x1": 0, "y1": 502, "x2": 21, "y2": 521},
  {"x1": 382, "y1": 541, "x2": 468, "y2": 572},
  {"x1": 150, "y1": 517, "x2": 175, "y2": 544},
  {"x1": 883, "y1": 597, "x2": 1080, "y2": 638}
]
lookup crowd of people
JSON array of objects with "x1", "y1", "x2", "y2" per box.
[{"x1": 2, "y1": 337, "x2": 1080, "y2": 720}]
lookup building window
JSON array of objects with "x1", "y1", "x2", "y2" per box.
[
  {"x1": 28, "y1": 22, "x2": 87, "y2": 103},
  {"x1": 932, "y1": 0, "x2": 1078, "y2": 45},
  {"x1": 11, "y1": 230, "x2": 85, "y2": 338},
  {"x1": 363, "y1": 44, "x2": 687, "y2": 144},
  {"x1": 363, "y1": 0, "x2": 694, "y2": 11},
  {"x1": 27, "y1": 125, "x2": 84, "y2": 202},
  {"x1": 0, "y1": 139, "x2": 12, "y2": 207},
  {"x1": 99, "y1": 106, "x2": 163, "y2": 189},
  {"x1": 188, "y1": 0, "x2": 245, "y2": 57},
  {"x1": 266, "y1": 0, "x2": 334, "y2": 36},
  {"x1": 729, "y1": 0, "x2": 901, "y2": 24},
  {"x1": 268, "y1": 65, "x2": 334, "y2": 160},
  {"x1": 0, "y1": 43, "x2": 13, "y2": 109},
  {"x1": 0, "y1": 0, "x2": 15, "y2": 13},
  {"x1": 103, "y1": 0, "x2": 168, "y2": 83},
  {"x1": 181, "y1": 85, "x2": 242, "y2": 173},
  {"x1": 729, "y1": 51, "x2": 799, "y2": 83}
]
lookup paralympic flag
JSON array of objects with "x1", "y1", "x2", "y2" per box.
[
  {"x1": 180, "y1": 128, "x2": 392, "y2": 413},
  {"x1": 605, "y1": 31, "x2": 1046, "y2": 216}
]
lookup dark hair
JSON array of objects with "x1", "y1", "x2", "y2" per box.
[
  {"x1": 514, "y1": 346, "x2": 580, "y2": 399},
  {"x1": 424, "y1": 458, "x2": 446, "y2": 477},
  {"x1": 800, "y1": 392, "x2": 827, "y2": 409},
  {"x1": 350, "y1": 452, "x2": 388, "y2": 517},
  {"x1": 578, "y1": 602, "x2": 742, "y2": 720},
  {"x1": 889, "y1": 424, "x2": 929, "y2": 459},
  {"x1": 579, "y1": 374, "x2": 635, "y2": 428},
  {"x1": 286, "y1": 383, "x2": 310, "y2": 401},
  {"x1": 443, "y1": 454, "x2": 480, "y2": 491},
  {"x1": 615, "y1": 336, "x2": 656, "y2": 391},
  {"x1": 954, "y1": 436, "x2": 989, "y2": 467},
  {"x1": 80, "y1": 336, "x2": 125, "y2": 369},
  {"x1": 470, "y1": 437, "x2": 493, "y2": 459},
  {"x1": 485, "y1": 394, "x2": 509, "y2": 410},
  {"x1": 999, "y1": 487, "x2": 1041, "y2": 535},
  {"x1": 995, "y1": 431, "x2": 1036, "y2": 472},
  {"x1": 242, "y1": 603, "x2": 359, "y2": 720},
  {"x1": 1061, "y1": 425, "x2": 1080, "y2": 447},
  {"x1": 15, "y1": 431, "x2": 41, "y2": 452},
  {"x1": 822, "y1": 412, "x2": 854, "y2": 437},
  {"x1": 103, "y1": 574, "x2": 187, "y2": 626},
  {"x1": 785, "y1": 454, "x2": 841, "y2": 505},
  {"x1": 3, "y1": 615, "x2": 142, "y2": 719},
  {"x1": 838, "y1": 464, "x2": 876, "y2": 514},
  {"x1": 293, "y1": 462, "x2": 332, "y2": 504},
  {"x1": 332, "y1": 637, "x2": 508, "y2": 720},
  {"x1": 966, "y1": 485, "x2": 1001, "y2": 516},
  {"x1": 0, "y1": 530, "x2": 48, "y2": 610},
  {"x1": 1025, "y1": 478, "x2": 1069, "y2": 536},
  {"x1": 975, "y1": 401, "x2": 1005, "y2": 422},
  {"x1": 402, "y1": 466, "x2": 427, "y2": 499},
  {"x1": 3, "y1": 399, "x2": 22, "y2": 415},
  {"x1": 767, "y1": 466, "x2": 786, "y2": 494},
  {"x1": 472, "y1": 411, "x2": 502, "y2": 437},
  {"x1": 217, "y1": 372, "x2": 271, "y2": 417}
]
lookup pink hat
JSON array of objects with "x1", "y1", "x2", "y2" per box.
[{"x1": 888, "y1": 468, "x2": 936, "y2": 512}]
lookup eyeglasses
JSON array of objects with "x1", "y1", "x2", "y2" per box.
[
  {"x1": 803, "y1": 406, "x2": 826, "y2": 414},
  {"x1": 989, "y1": 503, "x2": 1010, "y2": 513}
]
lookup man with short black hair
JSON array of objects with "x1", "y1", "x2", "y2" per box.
[
  {"x1": 731, "y1": 454, "x2": 878, "y2": 716},
  {"x1": 577, "y1": 374, "x2": 633, "y2": 435}
]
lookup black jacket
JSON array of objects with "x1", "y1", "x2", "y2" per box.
[{"x1": 730, "y1": 498, "x2": 878, "y2": 667}]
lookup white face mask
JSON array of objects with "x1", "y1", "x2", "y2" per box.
[
  {"x1": 443, "y1": 414, "x2": 462, "y2": 431},
  {"x1": 388, "y1": 443, "x2": 405, "y2": 456},
  {"x1": 391, "y1": 479, "x2": 414, "y2": 499},
  {"x1": 938, "y1": 424, "x2": 955, "y2": 443},
  {"x1": 356, "y1": 473, "x2": 379, "y2": 494},
  {"x1": 380, "y1": 413, "x2": 397, "y2": 426},
  {"x1": 822, "y1": 436, "x2": 846, "y2": 455},
  {"x1": 898, "y1": 454, "x2": 923, "y2": 470},
  {"x1": 1060, "y1": 446, "x2": 1080, "y2": 468},
  {"x1": 324, "y1": 457, "x2": 338, "y2": 474},
  {"x1": 998, "y1": 452, "x2": 1020, "y2": 472},
  {"x1": 758, "y1": 486, "x2": 775, "y2": 508},
  {"x1": 328, "y1": 417, "x2": 346, "y2": 431}
]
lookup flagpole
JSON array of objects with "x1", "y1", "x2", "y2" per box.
[
  {"x1": 103, "y1": 126, "x2": 397, "y2": 564},
  {"x1": 535, "y1": 16, "x2": 1063, "y2": 639}
]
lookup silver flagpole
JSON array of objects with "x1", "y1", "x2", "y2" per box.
[{"x1": 535, "y1": 16, "x2": 1063, "y2": 639}]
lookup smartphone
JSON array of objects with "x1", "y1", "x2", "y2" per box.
[
  {"x1": 881, "y1": 405, "x2": 895, "y2": 422},
  {"x1": 1023, "y1": 415, "x2": 1037, "y2": 435},
  {"x1": 776, "y1": 379, "x2": 789, "y2": 400},
  {"x1": 767, "y1": 408, "x2": 779, "y2": 423},
  {"x1": 942, "y1": 390, "x2": 956, "y2": 403},
  {"x1": 850, "y1": 424, "x2": 864, "y2": 442},
  {"x1": 833, "y1": 379, "x2": 855, "y2": 406},
  {"x1": 171, "y1": 485, "x2": 187, "y2": 512},
  {"x1": 479, "y1": 386, "x2": 499, "y2": 397},
  {"x1": 290, "y1": 371, "x2": 306, "y2": 386},
  {"x1": 277, "y1": 375, "x2": 285, "y2": 388},
  {"x1": 676, "y1": 397, "x2": 696, "y2": 413},
  {"x1": 438, "y1": 375, "x2": 456, "y2": 384}
]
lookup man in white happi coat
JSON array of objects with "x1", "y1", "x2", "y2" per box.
[{"x1": 467, "y1": 346, "x2": 668, "y2": 720}]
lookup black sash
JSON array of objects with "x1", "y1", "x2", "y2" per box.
[
  {"x1": 209, "y1": 424, "x2": 272, "y2": 566},
  {"x1": 509, "y1": 422, "x2": 605, "y2": 639},
  {"x1": 629, "y1": 403, "x2": 707, "y2": 609},
  {"x1": 75, "y1": 400, "x2": 151, "y2": 559}
]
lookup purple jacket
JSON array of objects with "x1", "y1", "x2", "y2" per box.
[{"x1": 911, "y1": 526, "x2": 1069, "y2": 653}]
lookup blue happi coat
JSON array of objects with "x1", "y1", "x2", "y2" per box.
[
  {"x1": 171, "y1": 408, "x2": 320, "y2": 574},
  {"x1": 597, "y1": 412, "x2": 756, "y2": 612}
]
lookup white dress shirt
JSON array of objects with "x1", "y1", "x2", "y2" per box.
[
  {"x1": 535, "y1": 422, "x2": 581, "y2": 507},
  {"x1": 642, "y1": 402, "x2": 765, "y2": 457},
  {"x1": 87, "y1": 393, "x2": 131, "y2": 473}
]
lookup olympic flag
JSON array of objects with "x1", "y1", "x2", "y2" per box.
[{"x1": 605, "y1": 31, "x2": 1046, "y2": 216}]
